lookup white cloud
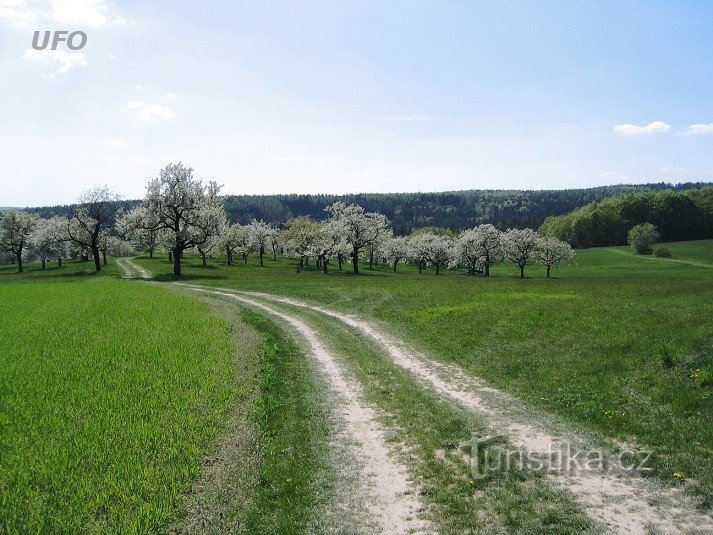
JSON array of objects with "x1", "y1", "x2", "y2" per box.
[
  {"x1": 678, "y1": 123, "x2": 713, "y2": 136},
  {"x1": 613, "y1": 120, "x2": 671, "y2": 135},
  {"x1": 102, "y1": 137, "x2": 126, "y2": 147},
  {"x1": 0, "y1": 0, "x2": 122, "y2": 28},
  {"x1": 134, "y1": 84, "x2": 146, "y2": 90},
  {"x1": 126, "y1": 101, "x2": 176, "y2": 122},
  {"x1": 165, "y1": 92, "x2": 178, "y2": 100},
  {"x1": 51, "y1": 0, "x2": 107, "y2": 26},
  {"x1": 23, "y1": 48, "x2": 87, "y2": 74}
]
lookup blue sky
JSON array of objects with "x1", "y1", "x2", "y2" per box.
[{"x1": 1, "y1": 1, "x2": 713, "y2": 206}]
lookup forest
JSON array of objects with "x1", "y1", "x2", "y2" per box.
[
  {"x1": 28, "y1": 182, "x2": 711, "y2": 235},
  {"x1": 539, "y1": 187, "x2": 713, "y2": 248}
]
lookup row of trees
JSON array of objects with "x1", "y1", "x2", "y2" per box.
[
  {"x1": 539, "y1": 188, "x2": 713, "y2": 248},
  {"x1": 0, "y1": 187, "x2": 130, "y2": 273},
  {"x1": 2, "y1": 163, "x2": 574, "y2": 278}
]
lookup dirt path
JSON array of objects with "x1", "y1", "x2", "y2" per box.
[
  {"x1": 194, "y1": 287, "x2": 712, "y2": 535},
  {"x1": 607, "y1": 247, "x2": 712, "y2": 268},
  {"x1": 185, "y1": 287, "x2": 431, "y2": 534},
  {"x1": 117, "y1": 257, "x2": 153, "y2": 279}
]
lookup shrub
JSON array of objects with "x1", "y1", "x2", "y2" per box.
[
  {"x1": 628, "y1": 223, "x2": 660, "y2": 254},
  {"x1": 653, "y1": 247, "x2": 672, "y2": 258}
]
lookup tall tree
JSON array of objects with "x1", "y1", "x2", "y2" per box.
[
  {"x1": 66, "y1": 187, "x2": 121, "y2": 272},
  {"x1": 326, "y1": 202, "x2": 389, "y2": 274},
  {"x1": 536, "y1": 237, "x2": 574, "y2": 278},
  {"x1": 143, "y1": 163, "x2": 226, "y2": 276},
  {"x1": 248, "y1": 219, "x2": 275, "y2": 267},
  {"x1": 454, "y1": 224, "x2": 503, "y2": 276},
  {"x1": 282, "y1": 216, "x2": 320, "y2": 268},
  {"x1": 383, "y1": 236, "x2": 411, "y2": 273},
  {"x1": 117, "y1": 206, "x2": 160, "y2": 258},
  {"x1": 503, "y1": 228, "x2": 540, "y2": 278},
  {"x1": 0, "y1": 210, "x2": 38, "y2": 273},
  {"x1": 29, "y1": 216, "x2": 67, "y2": 270}
]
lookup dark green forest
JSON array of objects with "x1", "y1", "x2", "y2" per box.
[
  {"x1": 539, "y1": 187, "x2": 713, "y2": 248},
  {"x1": 27, "y1": 182, "x2": 711, "y2": 237}
]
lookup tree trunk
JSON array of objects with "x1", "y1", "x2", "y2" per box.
[
  {"x1": 323, "y1": 257, "x2": 328, "y2": 274},
  {"x1": 92, "y1": 247, "x2": 101, "y2": 272},
  {"x1": 520, "y1": 265, "x2": 525, "y2": 278},
  {"x1": 57, "y1": 257, "x2": 63, "y2": 267},
  {"x1": 547, "y1": 266, "x2": 551, "y2": 278},
  {"x1": 42, "y1": 256, "x2": 46, "y2": 270},
  {"x1": 168, "y1": 251, "x2": 173, "y2": 262},
  {"x1": 418, "y1": 260, "x2": 423, "y2": 274},
  {"x1": 173, "y1": 247, "x2": 182, "y2": 276},
  {"x1": 259, "y1": 248, "x2": 264, "y2": 267},
  {"x1": 201, "y1": 253, "x2": 206, "y2": 266},
  {"x1": 369, "y1": 249, "x2": 374, "y2": 269},
  {"x1": 338, "y1": 255, "x2": 342, "y2": 270},
  {"x1": 485, "y1": 264, "x2": 490, "y2": 277},
  {"x1": 393, "y1": 260, "x2": 398, "y2": 272},
  {"x1": 102, "y1": 250, "x2": 107, "y2": 266},
  {"x1": 273, "y1": 249, "x2": 277, "y2": 260},
  {"x1": 149, "y1": 248, "x2": 154, "y2": 259},
  {"x1": 435, "y1": 263, "x2": 440, "y2": 275},
  {"x1": 352, "y1": 249, "x2": 359, "y2": 274},
  {"x1": 305, "y1": 257, "x2": 309, "y2": 266},
  {"x1": 300, "y1": 256, "x2": 304, "y2": 268},
  {"x1": 16, "y1": 249, "x2": 23, "y2": 273}
]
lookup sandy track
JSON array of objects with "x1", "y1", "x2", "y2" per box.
[
  {"x1": 195, "y1": 287, "x2": 712, "y2": 535},
  {"x1": 117, "y1": 257, "x2": 153, "y2": 279},
  {"x1": 185, "y1": 287, "x2": 430, "y2": 534}
]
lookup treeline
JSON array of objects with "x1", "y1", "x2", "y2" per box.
[
  {"x1": 29, "y1": 182, "x2": 711, "y2": 235},
  {"x1": 539, "y1": 188, "x2": 713, "y2": 248}
]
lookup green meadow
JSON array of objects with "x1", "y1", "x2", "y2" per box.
[{"x1": 1, "y1": 240, "x2": 711, "y2": 531}]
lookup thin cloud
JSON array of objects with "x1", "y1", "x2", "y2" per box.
[
  {"x1": 23, "y1": 48, "x2": 87, "y2": 75},
  {"x1": 613, "y1": 121, "x2": 671, "y2": 135},
  {"x1": 126, "y1": 101, "x2": 176, "y2": 122},
  {"x1": 678, "y1": 123, "x2": 713, "y2": 136},
  {"x1": 0, "y1": 0, "x2": 122, "y2": 28}
]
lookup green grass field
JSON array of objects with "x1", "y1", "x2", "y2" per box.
[
  {"x1": 0, "y1": 273, "x2": 241, "y2": 532},
  {"x1": 136, "y1": 241, "x2": 713, "y2": 506},
  {"x1": 1, "y1": 240, "x2": 711, "y2": 531}
]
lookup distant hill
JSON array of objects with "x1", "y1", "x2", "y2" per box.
[{"x1": 28, "y1": 182, "x2": 712, "y2": 235}]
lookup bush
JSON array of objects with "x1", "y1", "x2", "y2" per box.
[
  {"x1": 628, "y1": 223, "x2": 660, "y2": 254},
  {"x1": 653, "y1": 247, "x2": 672, "y2": 258}
]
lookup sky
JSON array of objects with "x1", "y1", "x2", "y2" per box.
[{"x1": 1, "y1": 1, "x2": 713, "y2": 206}]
